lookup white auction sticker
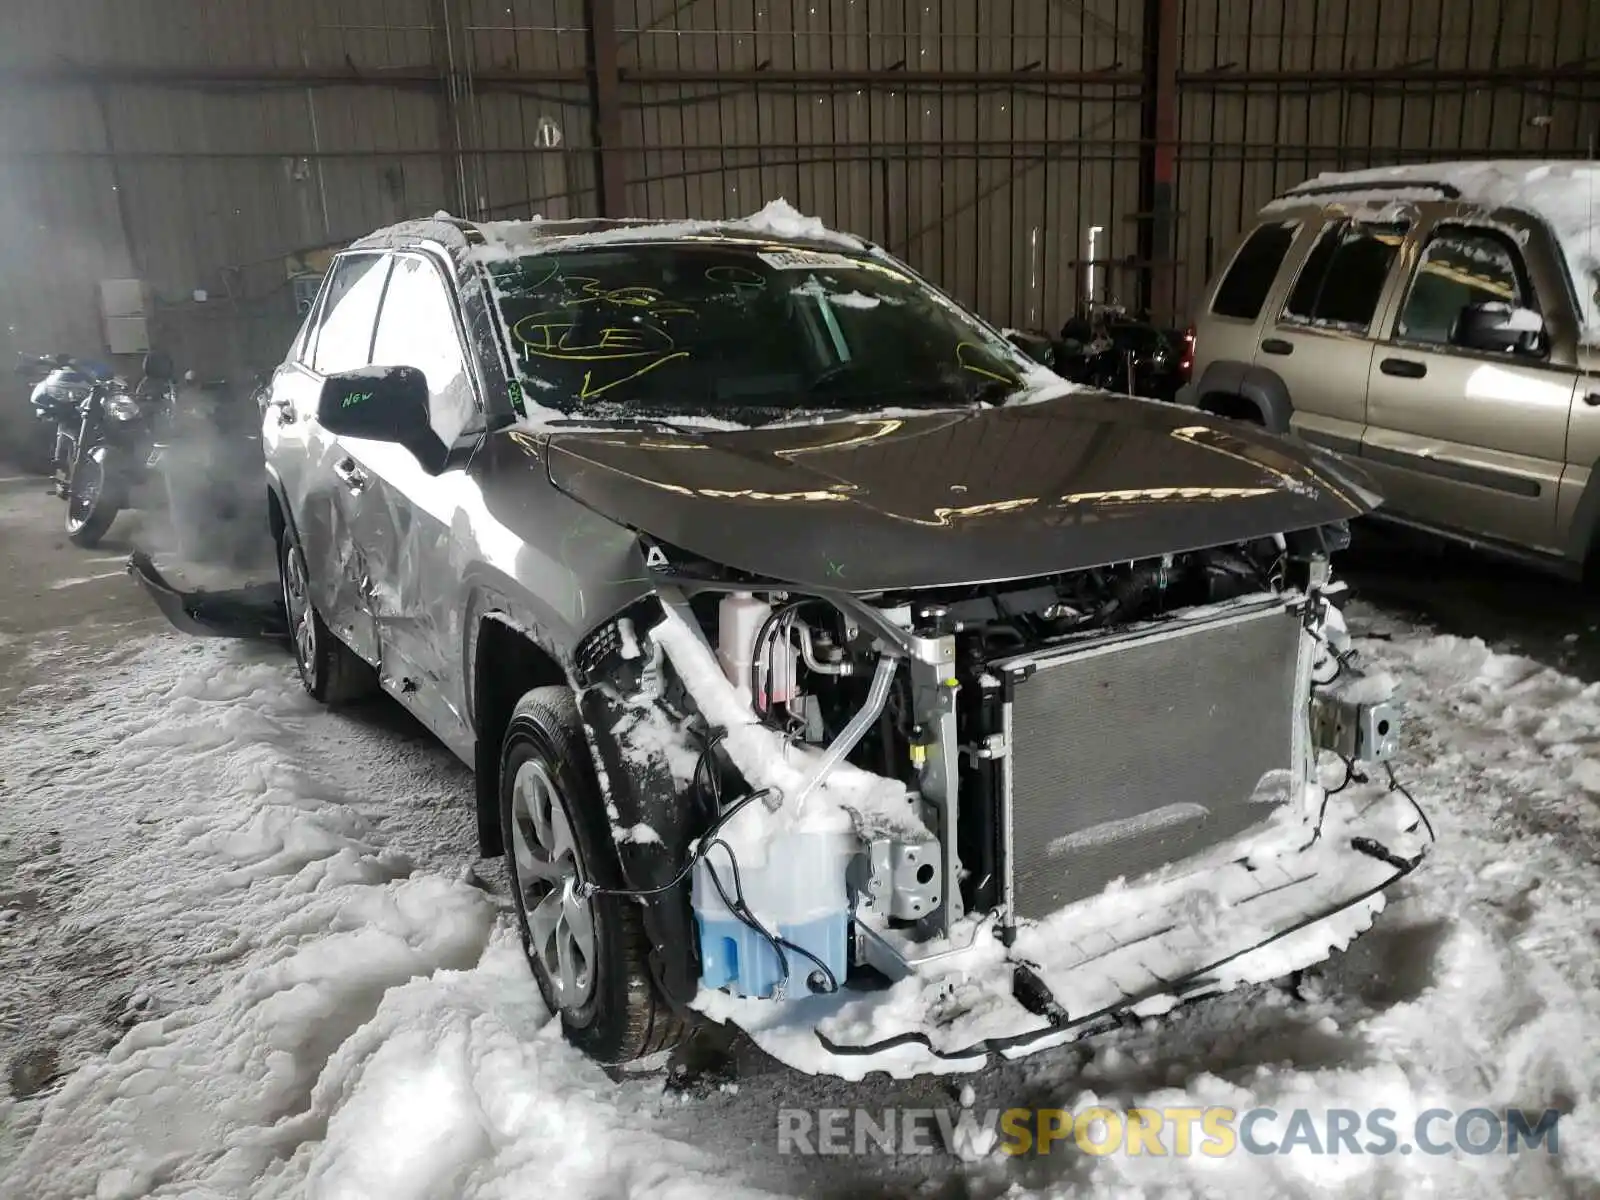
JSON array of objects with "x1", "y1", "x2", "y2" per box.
[{"x1": 757, "y1": 249, "x2": 864, "y2": 271}]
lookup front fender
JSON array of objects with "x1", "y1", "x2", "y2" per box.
[{"x1": 571, "y1": 596, "x2": 707, "y2": 1007}]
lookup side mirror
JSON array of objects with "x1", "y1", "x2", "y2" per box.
[
  {"x1": 317, "y1": 366, "x2": 447, "y2": 474},
  {"x1": 1451, "y1": 302, "x2": 1545, "y2": 355}
]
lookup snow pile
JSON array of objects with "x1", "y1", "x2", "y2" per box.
[
  {"x1": 7, "y1": 604, "x2": 1600, "y2": 1197},
  {"x1": 0, "y1": 637, "x2": 769, "y2": 1199},
  {"x1": 941, "y1": 604, "x2": 1600, "y2": 1197},
  {"x1": 1277, "y1": 161, "x2": 1600, "y2": 341}
]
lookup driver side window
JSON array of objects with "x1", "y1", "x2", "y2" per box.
[
  {"x1": 369, "y1": 255, "x2": 479, "y2": 445},
  {"x1": 1397, "y1": 227, "x2": 1531, "y2": 347}
]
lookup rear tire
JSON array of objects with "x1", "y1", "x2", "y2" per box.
[
  {"x1": 500, "y1": 686, "x2": 687, "y2": 1065},
  {"x1": 64, "y1": 453, "x2": 119, "y2": 547},
  {"x1": 278, "y1": 528, "x2": 377, "y2": 705}
]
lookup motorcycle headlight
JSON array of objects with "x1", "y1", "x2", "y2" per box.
[{"x1": 105, "y1": 395, "x2": 141, "y2": 421}]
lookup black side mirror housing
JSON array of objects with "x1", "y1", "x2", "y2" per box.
[
  {"x1": 1451, "y1": 302, "x2": 1546, "y2": 356},
  {"x1": 316, "y1": 366, "x2": 447, "y2": 474}
]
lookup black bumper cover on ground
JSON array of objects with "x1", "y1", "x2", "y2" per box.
[{"x1": 127, "y1": 551, "x2": 289, "y2": 641}]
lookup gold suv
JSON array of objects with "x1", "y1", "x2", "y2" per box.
[{"x1": 1180, "y1": 161, "x2": 1600, "y2": 580}]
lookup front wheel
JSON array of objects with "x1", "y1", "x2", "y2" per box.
[
  {"x1": 500, "y1": 686, "x2": 686, "y2": 1065},
  {"x1": 278, "y1": 528, "x2": 377, "y2": 704},
  {"x1": 64, "y1": 451, "x2": 119, "y2": 547}
]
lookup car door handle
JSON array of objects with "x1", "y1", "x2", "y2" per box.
[
  {"x1": 1260, "y1": 338, "x2": 1294, "y2": 356},
  {"x1": 1585, "y1": 392, "x2": 1600, "y2": 407},
  {"x1": 1380, "y1": 357, "x2": 1427, "y2": 379},
  {"x1": 266, "y1": 398, "x2": 295, "y2": 425},
  {"x1": 333, "y1": 457, "x2": 370, "y2": 492}
]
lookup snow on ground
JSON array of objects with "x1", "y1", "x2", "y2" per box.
[
  {"x1": 3, "y1": 602, "x2": 1599, "y2": 1198},
  {"x1": 0, "y1": 636, "x2": 768, "y2": 1199}
]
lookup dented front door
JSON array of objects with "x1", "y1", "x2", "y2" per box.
[
  {"x1": 287, "y1": 252, "x2": 393, "y2": 666},
  {"x1": 348, "y1": 252, "x2": 485, "y2": 756}
]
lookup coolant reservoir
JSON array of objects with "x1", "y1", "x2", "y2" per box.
[
  {"x1": 693, "y1": 830, "x2": 853, "y2": 998},
  {"x1": 716, "y1": 593, "x2": 794, "y2": 706}
]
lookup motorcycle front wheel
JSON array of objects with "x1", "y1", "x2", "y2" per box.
[{"x1": 65, "y1": 452, "x2": 120, "y2": 547}]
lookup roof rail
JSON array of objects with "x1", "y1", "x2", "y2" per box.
[{"x1": 1284, "y1": 179, "x2": 1462, "y2": 200}]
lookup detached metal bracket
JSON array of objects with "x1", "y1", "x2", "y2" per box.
[{"x1": 1312, "y1": 693, "x2": 1400, "y2": 763}]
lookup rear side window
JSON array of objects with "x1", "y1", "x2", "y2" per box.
[
  {"x1": 1211, "y1": 222, "x2": 1298, "y2": 319},
  {"x1": 311, "y1": 254, "x2": 390, "y2": 376},
  {"x1": 1282, "y1": 222, "x2": 1406, "y2": 331}
]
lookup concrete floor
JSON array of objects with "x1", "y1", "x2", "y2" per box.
[
  {"x1": 0, "y1": 475, "x2": 168, "y2": 707},
  {"x1": 1340, "y1": 523, "x2": 1599, "y2": 684}
]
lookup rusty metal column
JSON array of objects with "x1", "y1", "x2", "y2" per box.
[
  {"x1": 585, "y1": 0, "x2": 627, "y2": 217},
  {"x1": 1139, "y1": 0, "x2": 1180, "y2": 321}
]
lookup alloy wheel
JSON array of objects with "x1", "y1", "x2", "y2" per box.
[
  {"x1": 66, "y1": 460, "x2": 102, "y2": 533},
  {"x1": 509, "y1": 759, "x2": 596, "y2": 1009},
  {"x1": 281, "y1": 543, "x2": 317, "y2": 674}
]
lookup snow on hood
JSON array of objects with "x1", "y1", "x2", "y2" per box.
[{"x1": 1273, "y1": 160, "x2": 1600, "y2": 342}]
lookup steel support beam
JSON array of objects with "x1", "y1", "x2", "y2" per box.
[
  {"x1": 585, "y1": 0, "x2": 627, "y2": 216},
  {"x1": 0, "y1": 64, "x2": 1144, "y2": 90},
  {"x1": 1138, "y1": 0, "x2": 1180, "y2": 321},
  {"x1": 4, "y1": 63, "x2": 1597, "y2": 91}
]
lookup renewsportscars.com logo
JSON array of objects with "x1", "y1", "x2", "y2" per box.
[{"x1": 776, "y1": 1106, "x2": 1563, "y2": 1159}]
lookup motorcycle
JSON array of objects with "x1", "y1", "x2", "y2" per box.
[
  {"x1": 1055, "y1": 311, "x2": 1191, "y2": 403},
  {"x1": 1007, "y1": 310, "x2": 1192, "y2": 403},
  {"x1": 62, "y1": 351, "x2": 177, "y2": 547},
  {"x1": 25, "y1": 355, "x2": 113, "y2": 484}
]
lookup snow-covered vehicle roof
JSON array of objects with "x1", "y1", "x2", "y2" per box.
[
  {"x1": 349, "y1": 198, "x2": 870, "y2": 264},
  {"x1": 1274, "y1": 160, "x2": 1600, "y2": 342}
]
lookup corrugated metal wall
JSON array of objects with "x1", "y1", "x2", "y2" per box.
[
  {"x1": 1174, "y1": 0, "x2": 1600, "y2": 310},
  {"x1": 1, "y1": 0, "x2": 1596, "y2": 375},
  {"x1": 616, "y1": 0, "x2": 1145, "y2": 331}
]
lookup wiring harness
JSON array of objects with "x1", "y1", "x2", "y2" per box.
[{"x1": 1302, "y1": 595, "x2": 1436, "y2": 849}]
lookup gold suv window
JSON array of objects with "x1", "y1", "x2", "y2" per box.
[
  {"x1": 1397, "y1": 228, "x2": 1527, "y2": 345},
  {"x1": 1282, "y1": 222, "x2": 1407, "y2": 331}
]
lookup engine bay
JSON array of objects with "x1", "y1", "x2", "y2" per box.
[{"x1": 602, "y1": 534, "x2": 1332, "y2": 1003}]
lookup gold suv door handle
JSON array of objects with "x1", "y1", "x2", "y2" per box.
[
  {"x1": 1584, "y1": 392, "x2": 1600, "y2": 407},
  {"x1": 1260, "y1": 338, "x2": 1294, "y2": 356},
  {"x1": 1380, "y1": 357, "x2": 1427, "y2": 379}
]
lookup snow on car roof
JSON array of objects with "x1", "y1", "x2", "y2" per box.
[
  {"x1": 1273, "y1": 160, "x2": 1600, "y2": 343},
  {"x1": 486, "y1": 199, "x2": 870, "y2": 263},
  {"x1": 349, "y1": 199, "x2": 869, "y2": 263}
]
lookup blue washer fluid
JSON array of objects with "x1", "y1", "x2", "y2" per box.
[{"x1": 692, "y1": 831, "x2": 854, "y2": 998}]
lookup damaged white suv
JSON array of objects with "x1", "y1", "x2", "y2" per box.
[{"x1": 148, "y1": 206, "x2": 1430, "y2": 1078}]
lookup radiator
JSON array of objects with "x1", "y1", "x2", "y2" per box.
[{"x1": 996, "y1": 602, "x2": 1306, "y2": 923}]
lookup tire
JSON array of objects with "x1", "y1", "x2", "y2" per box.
[
  {"x1": 278, "y1": 527, "x2": 378, "y2": 705},
  {"x1": 64, "y1": 452, "x2": 119, "y2": 547},
  {"x1": 500, "y1": 686, "x2": 686, "y2": 1065}
]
